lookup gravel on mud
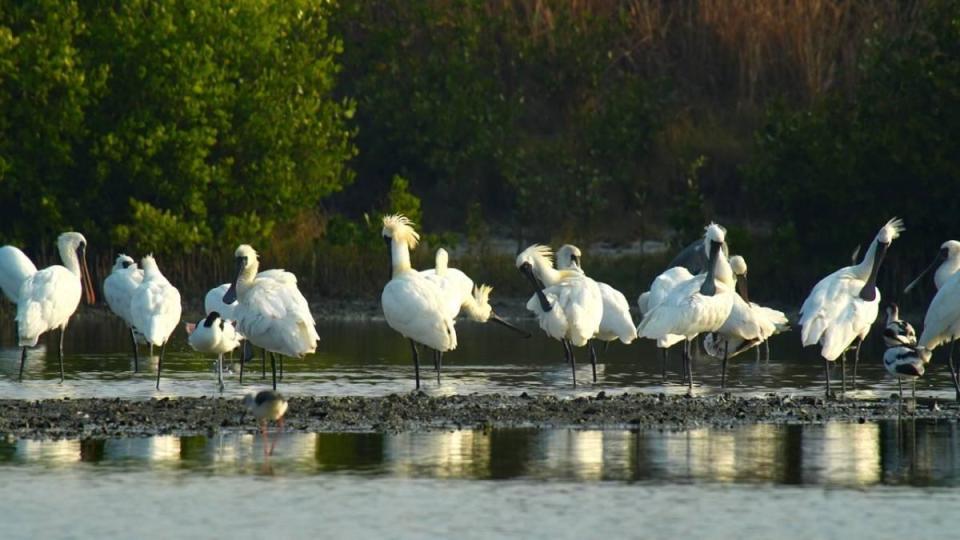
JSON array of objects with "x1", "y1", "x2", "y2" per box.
[{"x1": 1, "y1": 392, "x2": 957, "y2": 440}]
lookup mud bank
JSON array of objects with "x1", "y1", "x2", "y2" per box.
[{"x1": 2, "y1": 393, "x2": 958, "y2": 440}]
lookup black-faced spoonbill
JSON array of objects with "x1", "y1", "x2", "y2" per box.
[
  {"x1": 131, "y1": 256, "x2": 183, "y2": 390},
  {"x1": 516, "y1": 244, "x2": 603, "y2": 387},
  {"x1": 381, "y1": 215, "x2": 457, "y2": 389},
  {"x1": 911, "y1": 242, "x2": 960, "y2": 400},
  {"x1": 799, "y1": 218, "x2": 904, "y2": 397},
  {"x1": 223, "y1": 245, "x2": 319, "y2": 391},
  {"x1": 0, "y1": 232, "x2": 96, "y2": 381},
  {"x1": 556, "y1": 244, "x2": 636, "y2": 382},
  {"x1": 104, "y1": 254, "x2": 146, "y2": 370},
  {"x1": 636, "y1": 224, "x2": 734, "y2": 392}
]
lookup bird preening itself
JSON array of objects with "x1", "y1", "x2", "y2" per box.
[
  {"x1": 0, "y1": 232, "x2": 96, "y2": 382},
  {"x1": 104, "y1": 254, "x2": 146, "y2": 370},
  {"x1": 517, "y1": 243, "x2": 603, "y2": 387},
  {"x1": 636, "y1": 223, "x2": 734, "y2": 392},
  {"x1": 381, "y1": 215, "x2": 457, "y2": 389},
  {"x1": 131, "y1": 255, "x2": 183, "y2": 390},
  {"x1": 799, "y1": 218, "x2": 904, "y2": 397}
]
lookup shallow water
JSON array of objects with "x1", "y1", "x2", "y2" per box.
[
  {"x1": 2, "y1": 421, "x2": 959, "y2": 538},
  {"x1": 0, "y1": 313, "x2": 954, "y2": 400}
]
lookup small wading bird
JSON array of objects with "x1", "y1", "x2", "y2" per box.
[
  {"x1": 556, "y1": 244, "x2": 636, "y2": 383},
  {"x1": 636, "y1": 224, "x2": 734, "y2": 392},
  {"x1": 909, "y1": 241, "x2": 960, "y2": 400},
  {"x1": 223, "y1": 245, "x2": 319, "y2": 391},
  {"x1": 799, "y1": 218, "x2": 904, "y2": 397},
  {"x1": 883, "y1": 303, "x2": 916, "y2": 347},
  {"x1": 883, "y1": 345, "x2": 928, "y2": 402},
  {"x1": 419, "y1": 248, "x2": 530, "y2": 380},
  {"x1": 381, "y1": 215, "x2": 457, "y2": 389},
  {"x1": 103, "y1": 254, "x2": 146, "y2": 370},
  {"x1": 516, "y1": 244, "x2": 602, "y2": 387},
  {"x1": 186, "y1": 311, "x2": 242, "y2": 392},
  {"x1": 0, "y1": 233, "x2": 96, "y2": 381},
  {"x1": 243, "y1": 390, "x2": 288, "y2": 455},
  {"x1": 131, "y1": 256, "x2": 182, "y2": 390}
]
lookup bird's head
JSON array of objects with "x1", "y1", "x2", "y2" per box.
[
  {"x1": 556, "y1": 244, "x2": 582, "y2": 271},
  {"x1": 223, "y1": 245, "x2": 258, "y2": 304},
  {"x1": 113, "y1": 254, "x2": 136, "y2": 271},
  {"x1": 381, "y1": 214, "x2": 420, "y2": 250}
]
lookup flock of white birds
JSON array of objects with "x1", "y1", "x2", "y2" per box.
[{"x1": 1, "y1": 215, "x2": 959, "y2": 402}]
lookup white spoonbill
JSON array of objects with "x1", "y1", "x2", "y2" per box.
[
  {"x1": 420, "y1": 248, "x2": 529, "y2": 334},
  {"x1": 131, "y1": 255, "x2": 182, "y2": 389},
  {"x1": 799, "y1": 218, "x2": 904, "y2": 396},
  {"x1": 516, "y1": 244, "x2": 602, "y2": 386},
  {"x1": 222, "y1": 245, "x2": 319, "y2": 390},
  {"x1": 103, "y1": 254, "x2": 146, "y2": 369},
  {"x1": 1, "y1": 233, "x2": 96, "y2": 381},
  {"x1": 904, "y1": 240, "x2": 960, "y2": 293},
  {"x1": 417, "y1": 248, "x2": 529, "y2": 381},
  {"x1": 883, "y1": 345, "x2": 928, "y2": 402},
  {"x1": 703, "y1": 255, "x2": 789, "y2": 371},
  {"x1": 636, "y1": 224, "x2": 734, "y2": 392},
  {"x1": 556, "y1": 244, "x2": 636, "y2": 382},
  {"x1": 882, "y1": 303, "x2": 916, "y2": 347},
  {"x1": 186, "y1": 311, "x2": 242, "y2": 391},
  {"x1": 381, "y1": 215, "x2": 456, "y2": 389},
  {"x1": 911, "y1": 242, "x2": 960, "y2": 400}
]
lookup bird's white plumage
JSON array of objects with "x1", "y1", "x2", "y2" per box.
[
  {"x1": 419, "y1": 248, "x2": 493, "y2": 322},
  {"x1": 17, "y1": 266, "x2": 80, "y2": 347},
  {"x1": 638, "y1": 266, "x2": 695, "y2": 316},
  {"x1": 14, "y1": 233, "x2": 90, "y2": 348},
  {"x1": 918, "y1": 271, "x2": 960, "y2": 352},
  {"x1": 520, "y1": 245, "x2": 602, "y2": 348},
  {"x1": 383, "y1": 274, "x2": 458, "y2": 351},
  {"x1": 882, "y1": 304, "x2": 916, "y2": 348},
  {"x1": 883, "y1": 345, "x2": 928, "y2": 379},
  {"x1": 204, "y1": 283, "x2": 235, "y2": 321},
  {"x1": 934, "y1": 241, "x2": 960, "y2": 289},
  {"x1": 637, "y1": 224, "x2": 735, "y2": 349},
  {"x1": 0, "y1": 245, "x2": 38, "y2": 303},
  {"x1": 188, "y1": 314, "x2": 242, "y2": 355},
  {"x1": 104, "y1": 254, "x2": 143, "y2": 328},
  {"x1": 130, "y1": 256, "x2": 182, "y2": 347},
  {"x1": 231, "y1": 245, "x2": 319, "y2": 358},
  {"x1": 556, "y1": 245, "x2": 635, "y2": 344},
  {"x1": 799, "y1": 218, "x2": 903, "y2": 361}
]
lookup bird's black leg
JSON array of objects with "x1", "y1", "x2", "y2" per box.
[
  {"x1": 18, "y1": 347, "x2": 26, "y2": 382},
  {"x1": 840, "y1": 351, "x2": 847, "y2": 396},
  {"x1": 279, "y1": 355, "x2": 284, "y2": 381},
  {"x1": 217, "y1": 353, "x2": 224, "y2": 392},
  {"x1": 261, "y1": 348, "x2": 266, "y2": 379},
  {"x1": 853, "y1": 338, "x2": 862, "y2": 390},
  {"x1": 410, "y1": 339, "x2": 421, "y2": 390},
  {"x1": 270, "y1": 352, "x2": 277, "y2": 391},
  {"x1": 898, "y1": 378, "x2": 903, "y2": 402},
  {"x1": 435, "y1": 350, "x2": 442, "y2": 384},
  {"x1": 130, "y1": 329, "x2": 140, "y2": 372},
  {"x1": 949, "y1": 339, "x2": 960, "y2": 402},
  {"x1": 824, "y1": 358, "x2": 831, "y2": 399},
  {"x1": 755, "y1": 343, "x2": 760, "y2": 363},
  {"x1": 721, "y1": 339, "x2": 729, "y2": 390},
  {"x1": 686, "y1": 340, "x2": 694, "y2": 393},
  {"x1": 765, "y1": 340, "x2": 771, "y2": 362},
  {"x1": 589, "y1": 341, "x2": 598, "y2": 383},
  {"x1": 58, "y1": 325, "x2": 65, "y2": 383},
  {"x1": 155, "y1": 341, "x2": 166, "y2": 390},
  {"x1": 661, "y1": 347, "x2": 668, "y2": 381},
  {"x1": 568, "y1": 341, "x2": 577, "y2": 388}
]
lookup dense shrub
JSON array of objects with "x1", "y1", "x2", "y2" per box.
[{"x1": 0, "y1": 0, "x2": 355, "y2": 255}]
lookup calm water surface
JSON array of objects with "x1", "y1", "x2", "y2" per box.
[
  {"x1": 1, "y1": 421, "x2": 960, "y2": 538},
  {"x1": 0, "y1": 313, "x2": 957, "y2": 400}
]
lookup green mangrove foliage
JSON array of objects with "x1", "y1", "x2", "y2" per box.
[{"x1": 0, "y1": 0, "x2": 355, "y2": 255}]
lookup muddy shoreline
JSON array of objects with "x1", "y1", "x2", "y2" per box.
[{"x1": 1, "y1": 393, "x2": 958, "y2": 440}]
